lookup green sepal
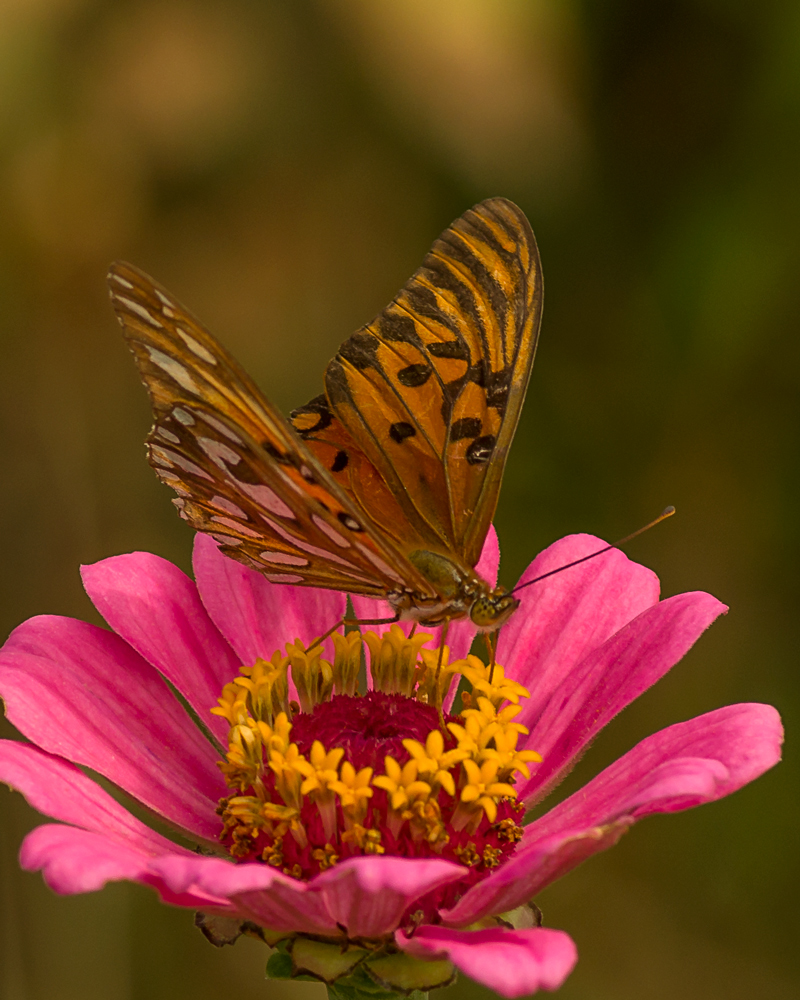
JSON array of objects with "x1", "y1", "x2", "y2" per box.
[
  {"x1": 496, "y1": 901, "x2": 543, "y2": 930},
  {"x1": 266, "y1": 938, "x2": 317, "y2": 983},
  {"x1": 327, "y1": 963, "x2": 401, "y2": 1000},
  {"x1": 291, "y1": 937, "x2": 369, "y2": 982},
  {"x1": 366, "y1": 952, "x2": 454, "y2": 994}
]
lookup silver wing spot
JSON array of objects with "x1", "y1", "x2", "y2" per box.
[
  {"x1": 263, "y1": 515, "x2": 359, "y2": 568},
  {"x1": 149, "y1": 445, "x2": 214, "y2": 481},
  {"x1": 235, "y1": 481, "x2": 295, "y2": 519},
  {"x1": 210, "y1": 495, "x2": 248, "y2": 519},
  {"x1": 312, "y1": 514, "x2": 352, "y2": 549},
  {"x1": 156, "y1": 426, "x2": 180, "y2": 444},
  {"x1": 259, "y1": 550, "x2": 310, "y2": 567},
  {"x1": 211, "y1": 533, "x2": 244, "y2": 547},
  {"x1": 197, "y1": 436, "x2": 241, "y2": 468},
  {"x1": 177, "y1": 328, "x2": 218, "y2": 365},
  {"x1": 145, "y1": 347, "x2": 200, "y2": 394},
  {"x1": 356, "y1": 544, "x2": 404, "y2": 583},
  {"x1": 117, "y1": 296, "x2": 164, "y2": 329},
  {"x1": 211, "y1": 515, "x2": 261, "y2": 538},
  {"x1": 201, "y1": 412, "x2": 244, "y2": 444},
  {"x1": 172, "y1": 407, "x2": 196, "y2": 426}
]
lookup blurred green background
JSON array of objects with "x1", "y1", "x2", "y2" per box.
[{"x1": 1, "y1": 1, "x2": 798, "y2": 998}]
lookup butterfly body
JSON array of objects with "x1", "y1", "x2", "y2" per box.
[
  {"x1": 109, "y1": 197, "x2": 542, "y2": 637},
  {"x1": 392, "y1": 550, "x2": 519, "y2": 631}
]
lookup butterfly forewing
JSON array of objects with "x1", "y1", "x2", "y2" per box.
[
  {"x1": 315, "y1": 197, "x2": 542, "y2": 569},
  {"x1": 108, "y1": 262, "x2": 435, "y2": 597}
]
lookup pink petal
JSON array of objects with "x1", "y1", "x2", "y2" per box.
[
  {"x1": 0, "y1": 740, "x2": 186, "y2": 855},
  {"x1": 475, "y1": 523, "x2": 501, "y2": 587},
  {"x1": 150, "y1": 854, "x2": 466, "y2": 939},
  {"x1": 147, "y1": 854, "x2": 339, "y2": 936},
  {"x1": 312, "y1": 855, "x2": 467, "y2": 938},
  {"x1": 499, "y1": 535, "x2": 661, "y2": 726},
  {"x1": 518, "y1": 590, "x2": 727, "y2": 802},
  {"x1": 81, "y1": 552, "x2": 240, "y2": 744},
  {"x1": 443, "y1": 703, "x2": 782, "y2": 926},
  {"x1": 397, "y1": 925, "x2": 577, "y2": 997},
  {"x1": 21, "y1": 825, "x2": 228, "y2": 910},
  {"x1": 0, "y1": 616, "x2": 224, "y2": 841},
  {"x1": 192, "y1": 534, "x2": 346, "y2": 674}
]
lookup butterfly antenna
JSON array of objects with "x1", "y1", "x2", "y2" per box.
[{"x1": 509, "y1": 506, "x2": 675, "y2": 597}]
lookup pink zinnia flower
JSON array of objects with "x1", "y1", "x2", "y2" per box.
[{"x1": 0, "y1": 530, "x2": 782, "y2": 998}]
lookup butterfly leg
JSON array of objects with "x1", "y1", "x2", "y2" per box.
[
  {"x1": 434, "y1": 620, "x2": 450, "y2": 726},
  {"x1": 343, "y1": 614, "x2": 401, "y2": 627},
  {"x1": 306, "y1": 617, "x2": 347, "y2": 651},
  {"x1": 486, "y1": 631, "x2": 498, "y2": 684},
  {"x1": 307, "y1": 611, "x2": 402, "y2": 651}
]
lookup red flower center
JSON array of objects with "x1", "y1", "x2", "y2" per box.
[{"x1": 213, "y1": 626, "x2": 538, "y2": 896}]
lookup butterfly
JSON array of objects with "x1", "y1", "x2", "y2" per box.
[{"x1": 108, "y1": 197, "x2": 542, "y2": 636}]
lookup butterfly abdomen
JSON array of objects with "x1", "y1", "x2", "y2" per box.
[{"x1": 406, "y1": 549, "x2": 471, "y2": 600}]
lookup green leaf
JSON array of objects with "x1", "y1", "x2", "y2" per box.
[{"x1": 266, "y1": 951, "x2": 294, "y2": 980}]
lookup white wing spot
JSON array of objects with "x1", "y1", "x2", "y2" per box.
[
  {"x1": 154, "y1": 291, "x2": 177, "y2": 319},
  {"x1": 146, "y1": 347, "x2": 200, "y2": 393},
  {"x1": 262, "y1": 516, "x2": 361, "y2": 569},
  {"x1": 150, "y1": 445, "x2": 173, "y2": 467},
  {"x1": 172, "y1": 407, "x2": 195, "y2": 425},
  {"x1": 110, "y1": 273, "x2": 134, "y2": 289},
  {"x1": 211, "y1": 515, "x2": 261, "y2": 538},
  {"x1": 118, "y1": 296, "x2": 164, "y2": 329},
  {"x1": 150, "y1": 445, "x2": 213, "y2": 480},
  {"x1": 211, "y1": 533, "x2": 243, "y2": 547},
  {"x1": 312, "y1": 514, "x2": 352, "y2": 548},
  {"x1": 236, "y1": 482, "x2": 295, "y2": 519},
  {"x1": 211, "y1": 495, "x2": 248, "y2": 519},
  {"x1": 202, "y1": 412, "x2": 244, "y2": 444},
  {"x1": 177, "y1": 328, "x2": 217, "y2": 365},
  {"x1": 356, "y1": 544, "x2": 404, "y2": 583},
  {"x1": 156, "y1": 426, "x2": 180, "y2": 445},
  {"x1": 198, "y1": 436, "x2": 241, "y2": 468},
  {"x1": 264, "y1": 573, "x2": 304, "y2": 584},
  {"x1": 260, "y1": 550, "x2": 310, "y2": 567}
]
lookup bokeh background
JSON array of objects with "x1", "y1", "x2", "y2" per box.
[{"x1": 1, "y1": 1, "x2": 798, "y2": 998}]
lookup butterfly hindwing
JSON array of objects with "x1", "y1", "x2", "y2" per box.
[{"x1": 108, "y1": 262, "x2": 435, "y2": 597}]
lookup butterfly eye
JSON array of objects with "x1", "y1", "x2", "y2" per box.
[{"x1": 469, "y1": 594, "x2": 520, "y2": 631}]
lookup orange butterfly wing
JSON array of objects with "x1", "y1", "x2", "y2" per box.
[
  {"x1": 107, "y1": 262, "x2": 435, "y2": 598},
  {"x1": 293, "y1": 197, "x2": 542, "y2": 569}
]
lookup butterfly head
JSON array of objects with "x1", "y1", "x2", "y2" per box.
[{"x1": 469, "y1": 588, "x2": 520, "y2": 633}]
